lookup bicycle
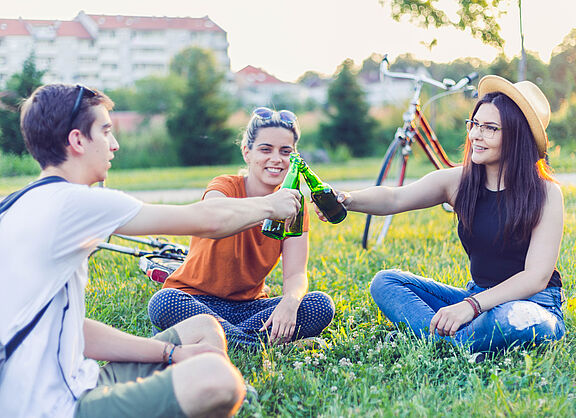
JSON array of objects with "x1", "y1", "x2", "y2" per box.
[
  {"x1": 361, "y1": 56, "x2": 478, "y2": 249},
  {"x1": 94, "y1": 235, "x2": 188, "y2": 283}
]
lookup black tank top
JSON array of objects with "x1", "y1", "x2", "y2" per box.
[{"x1": 457, "y1": 187, "x2": 561, "y2": 288}]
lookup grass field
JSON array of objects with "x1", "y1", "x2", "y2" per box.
[
  {"x1": 87, "y1": 185, "x2": 576, "y2": 417},
  {"x1": 1, "y1": 147, "x2": 574, "y2": 195}
]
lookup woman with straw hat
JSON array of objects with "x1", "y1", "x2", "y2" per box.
[{"x1": 329, "y1": 75, "x2": 565, "y2": 353}]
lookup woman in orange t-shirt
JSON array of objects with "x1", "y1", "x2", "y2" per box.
[{"x1": 148, "y1": 107, "x2": 335, "y2": 346}]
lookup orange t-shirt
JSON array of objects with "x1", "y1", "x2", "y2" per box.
[{"x1": 163, "y1": 175, "x2": 310, "y2": 301}]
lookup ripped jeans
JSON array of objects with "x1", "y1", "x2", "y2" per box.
[{"x1": 370, "y1": 269, "x2": 565, "y2": 353}]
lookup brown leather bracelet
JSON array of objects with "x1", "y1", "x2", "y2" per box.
[
  {"x1": 468, "y1": 295, "x2": 483, "y2": 314},
  {"x1": 464, "y1": 297, "x2": 480, "y2": 318}
]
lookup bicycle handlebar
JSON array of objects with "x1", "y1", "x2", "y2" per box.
[
  {"x1": 380, "y1": 56, "x2": 477, "y2": 92},
  {"x1": 452, "y1": 72, "x2": 478, "y2": 90}
]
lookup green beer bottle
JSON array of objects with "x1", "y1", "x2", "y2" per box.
[
  {"x1": 261, "y1": 152, "x2": 302, "y2": 239},
  {"x1": 299, "y1": 158, "x2": 347, "y2": 224},
  {"x1": 285, "y1": 175, "x2": 304, "y2": 237}
]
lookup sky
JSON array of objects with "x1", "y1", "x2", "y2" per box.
[{"x1": 2, "y1": 0, "x2": 575, "y2": 82}]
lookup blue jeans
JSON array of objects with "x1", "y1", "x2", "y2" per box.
[
  {"x1": 148, "y1": 289, "x2": 335, "y2": 347},
  {"x1": 370, "y1": 269, "x2": 565, "y2": 353}
]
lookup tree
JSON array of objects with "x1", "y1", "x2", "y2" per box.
[
  {"x1": 359, "y1": 53, "x2": 384, "y2": 83},
  {"x1": 380, "y1": 0, "x2": 504, "y2": 48},
  {"x1": 549, "y1": 29, "x2": 576, "y2": 111},
  {"x1": 0, "y1": 54, "x2": 45, "y2": 155},
  {"x1": 320, "y1": 59, "x2": 377, "y2": 157},
  {"x1": 166, "y1": 47, "x2": 235, "y2": 165},
  {"x1": 297, "y1": 71, "x2": 329, "y2": 88},
  {"x1": 132, "y1": 75, "x2": 186, "y2": 116}
]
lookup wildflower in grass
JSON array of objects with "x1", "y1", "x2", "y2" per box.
[
  {"x1": 566, "y1": 297, "x2": 576, "y2": 314},
  {"x1": 293, "y1": 361, "x2": 303, "y2": 370},
  {"x1": 313, "y1": 359, "x2": 320, "y2": 366},
  {"x1": 263, "y1": 359, "x2": 273, "y2": 372},
  {"x1": 339, "y1": 357, "x2": 353, "y2": 367},
  {"x1": 503, "y1": 357, "x2": 512, "y2": 367},
  {"x1": 304, "y1": 356, "x2": 312, "y2": 365},
  {"x1": 370, "y1": 385, "x2": 377, "y2": 393},
  {"x1": 352, "y1": 331, "x2": 359, "y2": 338},
  {"x1": 348, "y1": 371, "x2": 356, "y2": 380},
  {"x1": 353, "y1": 344, "x2": 360, "y2": 351},
  {"x1": 330, "y1": 386, "x2": 337, "y2": 392}
]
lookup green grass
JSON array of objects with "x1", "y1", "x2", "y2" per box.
[
  {"x1": 2, "y1": 146, "x2": 575, "y2": 195},
  {"x1": 86, "y1": 187, "x2": 576, "y2": 416}
]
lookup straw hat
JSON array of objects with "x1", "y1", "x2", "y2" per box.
[{"x1": 478, "y1": 75, "x2": 550, "y2": 158}]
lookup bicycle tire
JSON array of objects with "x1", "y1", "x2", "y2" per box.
[{"x1": 361, "y1": 136, "x2": 409, "y2": 249}]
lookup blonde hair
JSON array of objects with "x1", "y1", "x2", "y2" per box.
[{"x1": 240, "y1": 109, "x2": 301, "y2": 150}]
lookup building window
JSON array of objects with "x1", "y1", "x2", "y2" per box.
[
  {"x1": 78, "y1": 57, "x2": 97, "y2": 65},
  {"x1": 101, "y1": 30, "x2": 116, "y2": 39}
]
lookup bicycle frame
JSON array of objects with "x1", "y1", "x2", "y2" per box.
[
  {"x1": 93, "y1": 235, "x2": 188, "y2": 283},
  {"x1": 361, "y1": 58, "x2": 477, "y2": 249},
  {"x1": 381, "y1": 58, "x2": 475, "y2": 170}
]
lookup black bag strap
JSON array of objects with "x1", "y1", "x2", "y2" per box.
[
  {"x1": 4, "y1": 302, "x2": 53, "y2": 359},
  {"x1": 1, "y1": 175, "x2": 67, "y2": 362},
  {"x1": 0, "y1": 176, "x2": 67, "y2": 215}
]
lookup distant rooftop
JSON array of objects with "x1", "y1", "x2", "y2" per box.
[
  {"x1": 85, "y1": 14, "x2": 225, "y2": 32},
  {"x1": 236, "y1": 65, "x2": 286, "y2": 85},
  {"x1": 0, "y1": 13, "x2": 225, "y2": 38}
]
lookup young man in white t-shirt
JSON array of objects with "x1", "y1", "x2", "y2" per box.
[{"x1": 0, "y1": 84, "x2": 301, "y2": 418}]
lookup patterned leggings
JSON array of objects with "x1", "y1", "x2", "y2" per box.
[{"x1": 148, "y1": 288, "x2": 335, "y2": 346}]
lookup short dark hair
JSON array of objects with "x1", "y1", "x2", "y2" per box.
[{"x1": 20, "y1": 84, "x2": 114, "y2": 169}]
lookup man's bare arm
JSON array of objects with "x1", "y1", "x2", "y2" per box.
[{"x1": 116, "y1": 188, "x2": 301, "y2": 238}]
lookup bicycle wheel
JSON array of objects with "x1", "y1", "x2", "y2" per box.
[{"x1": 361, "y1": 136, "x2": 409, "y2": 249}]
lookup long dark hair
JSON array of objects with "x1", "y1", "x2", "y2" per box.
[{"x1": 454, "y1": 92, "x2": 554, "y2": 241}]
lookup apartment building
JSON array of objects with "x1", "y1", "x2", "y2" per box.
[{"x1": 0, "y1": 11, "x2": 230, "y2": 89}]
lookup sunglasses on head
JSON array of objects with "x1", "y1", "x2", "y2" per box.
[
  {"x1": 252, "y1": 107, "x2": 297, "y2": 126},
  {"x1": 69, "y1": 84, "x2": 97, "y2": 130}
]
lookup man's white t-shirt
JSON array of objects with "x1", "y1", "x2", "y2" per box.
[{"x1": 0, "y1": 182, "x2": 142, "y2": 417}]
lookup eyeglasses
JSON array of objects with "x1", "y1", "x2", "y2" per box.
[
  {"x1": 465, "y1": 119, "x2": 501, "y2": 139},
  {"x1": 69, "y1": 85, "x2": 97, "y2": 129},
  {"x1": 253, "y1": 107, "x2": 297, "y2": 126}
]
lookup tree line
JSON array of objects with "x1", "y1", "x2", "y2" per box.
[{"x1": 2, "y1": 28, "x2": 576, "y2": 171}]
